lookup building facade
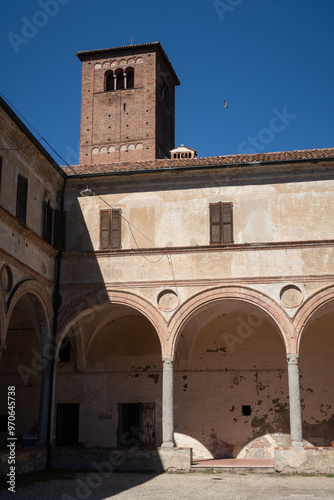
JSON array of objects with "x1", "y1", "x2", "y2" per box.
[{"x1": 1, "y1": 43, "x2": 334, "y2": 473}]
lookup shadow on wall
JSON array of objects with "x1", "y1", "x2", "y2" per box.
[{"x1": 300, "y1": 307, "x2": 334, "y2": 447}]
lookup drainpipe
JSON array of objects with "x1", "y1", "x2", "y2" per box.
[{"x1": 46, "y1": 175, "x2": 67, "y2": 468}]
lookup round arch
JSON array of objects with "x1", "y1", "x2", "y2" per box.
[
  {"x1": 168, "y1": 285, "x2": 294, "y2": 356},
  {"x1": 294, "y1": 284, "x2": 334, "y2": 353},
  {"x1": 6, "y1": 279, "x2": 53, "y2": 348},
  {"x1": 56, "y1": 288, "x2": 168, "y2": 354}
]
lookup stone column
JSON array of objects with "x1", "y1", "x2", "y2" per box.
[
  {"x1": 123, "y1": 72, "x2": 127, "y2": 89},
  {"x1": 287, "y1": 354, "x2": 304, "y2": 447},
  {"x1": 113, "y1": 74, "x2": 117, "y2": 91},
  {"x1": 161, "y1": 355, "x2": 175, "y2": 448},
  {"x1": 36, "y1": 357, "x2": 52, "y2": 447}
]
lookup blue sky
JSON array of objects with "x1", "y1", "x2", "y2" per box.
[{"x1": 1, "y1": 0, "x2": 333, "y2": 164}]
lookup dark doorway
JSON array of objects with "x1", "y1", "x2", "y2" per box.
[
  {"x1": 118, "y1": 402, "x2": 155, "y2": 447},
  {"x1": 56, "y1": 403, "x2": 79, "y2": 446}
]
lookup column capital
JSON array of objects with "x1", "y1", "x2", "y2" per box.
[
  {"x1": 287, "y1": 353, "x2": 299, "y2": 365},
  {"x1": 162, "y1": 355, "x2": 174, "y2": 366}
]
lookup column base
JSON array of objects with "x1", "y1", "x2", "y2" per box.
[
  {"x1": 291, "y1": 441, "x2": 304, "y2": 448},
  {"x1": 161, "y1": 441, "x2": 175, "y2": 448}
]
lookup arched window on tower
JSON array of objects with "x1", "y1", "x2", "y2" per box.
[
  {"x1": 126, "y1": 67, "x2": 134, "y2": 88},
  {"x1": 105, "y1": 70, "x2": 114, "y2": 92},
  {"x1": 116, "y1": 68, "x2": 124, "y2": 90}
]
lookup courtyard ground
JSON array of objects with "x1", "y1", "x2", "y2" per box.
[{"x1": 1, "y1": 470, "x2": 334, "y2": 499}]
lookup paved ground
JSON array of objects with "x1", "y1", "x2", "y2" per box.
[{"x1": 1, "y1": 471, "x2": 334, "y2": 499}]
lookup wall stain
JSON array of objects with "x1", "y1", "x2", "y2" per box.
[
  {"x1": 206, "y1": 347, "x2": 227, "y2": 353},
  {"x1": 303, "y1": 415, "x2": 334, "y2": 446},
  {"x1": 131, "y1": 364, "x2": 151, "y2": 371},
  {"x1": 148, "y1": 374, "x2": 159, "y2": 384}
]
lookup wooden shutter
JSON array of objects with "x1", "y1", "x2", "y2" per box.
[
  {"x1": 210, "y1": 203, "x2": 222, "y2": 244},
  {"x1": 100, "y1": 209, "x2": 121, "y2": 250},
  {"x1": 111, "y1": 209, "x2": 121, "y2": 249},
  {"x1": 100, "y1": 209, "x2": 111, "y2": 249},
  {"x1": 54, "y1": 209, "x2": 66, "y2": 250},
  {"x1": 222, "y1": 203, "x2": 233, "y2": 244},
  {"x1": 0, "y1": 156, "x2": 2, "y2": 192},
  {"x1": 16, "y1": 175, "x2": 28, "y2": 224},
  {"x1": 210, "y1": 202, "x2": 233, "y2": 245},
  {"x1": 42, "y1": 200, "x2": 53, "y2": 244}
]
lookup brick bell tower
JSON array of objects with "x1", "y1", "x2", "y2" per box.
[{"x1": 76, "y1": 42, "x2": 180, "y2": 165}]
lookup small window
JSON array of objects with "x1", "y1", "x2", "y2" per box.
[
  {"x1": 100, "y1": 209, "x2": 121, "y2": 250},
  {"x1": 16, "y1": 175, "x2": 28, "y2": 224},
  {"x1": 209, "y1": 202, "x2": 233, "y2": 245},
  {"x1": 161, "y1": 84, "x2": 169, "y2": 104},
  {"x1": 242, "y1": 405, "x2": 251, "y2": 416},
  {"x1": 42, "y1": 199, "x2": 53, "y2": 244},
  {"x1": 105, "y1": 70, "x2": 114, "y2": 91},
  {"x1": 53, "y1": 209, "x2": 66, "y2": 251},
  {"x1": 59, "y1": 337, "x2": 71, "y2": 363}
]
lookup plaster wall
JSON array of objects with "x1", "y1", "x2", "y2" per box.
[
  {"x1": 64, "y1": 174, "x2": 334, "y2": 251},
  {"x1": 60, "y1": 245, "x2": 334, "y2": 288}
]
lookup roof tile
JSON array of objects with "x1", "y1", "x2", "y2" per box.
[{"x1": 62, "y1": 147, "x2": 334, "y2": 176}]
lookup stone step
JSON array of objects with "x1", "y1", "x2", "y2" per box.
[{"x1": 191, "y1": 458, "x2": 276, "y2": 474}]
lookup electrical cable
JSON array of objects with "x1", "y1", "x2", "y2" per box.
[{"x1": 0, "y1": 92, "x2": 182, "y2": 302}]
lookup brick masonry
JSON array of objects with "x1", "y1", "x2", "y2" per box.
[{"x1": 77, "y1": 43, "x2": 179, "y2": 164}]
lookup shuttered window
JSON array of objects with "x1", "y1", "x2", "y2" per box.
[
  {"x1": 16, "y1": 175, "x2": 28, "y2": 224},
  {"x1": 54, "y1": 209, "x2": 66, "y2": 251},
  {"x1": 209, "y1": 202, "x2": 233, "y2": 244},
  {"x1": 100, "y1": 209, "x2": 121, "y2": 250},
  {"x1": 42, "y1": 199, "x2": 53, "y2": 244}
]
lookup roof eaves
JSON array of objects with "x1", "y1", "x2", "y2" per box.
[{"x1": 63, "y1": 153, "x2": 334, "y2": 178}]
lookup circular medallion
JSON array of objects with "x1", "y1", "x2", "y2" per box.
[
  {"x1": 1, "y1": 264, "x2": 13, "y2": 294},
  {"x1": 157, "y1": 289, "x2": 179, "y2": 311},
  {"x1": 280, "y1": 285, "x2": 303, "y2": 308}
]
